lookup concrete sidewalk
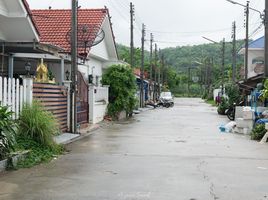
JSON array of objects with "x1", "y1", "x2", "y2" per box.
[
  {"x1": 53, "y1": 105, "x2": 154, "y2": 145},
  {"x1": 54, "y1": 123, "x2": 100, "y2": 145}
]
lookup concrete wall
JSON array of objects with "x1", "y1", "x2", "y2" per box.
[
  {"x1": 93, "y1": 102, "x2": 107, "y2": 124},
  {"x1": 89, "y1": 86, "x2": 109, "y2": 124}
]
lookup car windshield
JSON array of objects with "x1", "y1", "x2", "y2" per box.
[{"x1": 160, "y1": 92, "x2": 172, "y2": 98}]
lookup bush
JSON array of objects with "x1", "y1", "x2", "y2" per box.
[
  {"x1": 225, "y1": 83, "x2": 241, "y2": 105},
  {"x1": 0, "y1": 106, "x2": 17, "y2": 160},
  {"x1": 102, "y1": 65, "x2": 137, "y2": 118},
  {"x1": 251, "y1": 124, "x2": 267, "y2": 141},
  {"x1": 18, "y1": 101, "x2": 59, "y2": 149},
  {"x1": 217, "y1": 97, "x2": 229, "y2": 115}
]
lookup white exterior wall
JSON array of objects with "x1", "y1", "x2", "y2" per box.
[
  {"x1": 89, "y1": 86, "x2": 109, "y2": 124},
  {"x1": 90, "y1": 40, "x2": 109, "y2": 61}
]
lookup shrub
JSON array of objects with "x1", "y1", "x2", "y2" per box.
[
  {"x1": 251, "y1": 124, "x2": 267, "y2": 141},
  {"x1": 18, "y1": 101, "x2": 59, "y2": 149},
  {"x1": 217, "y1": 97, "x2": 229, "y2": 115},
  {"x1": 102, "y1": 65, "x2": 137, "y2": 118},
  {"x1": 0, "y1": 106, "x2": 17, "y2": 160},
  {"x1": 225, "y1": 83, "x2": 241, "y2": 105}
]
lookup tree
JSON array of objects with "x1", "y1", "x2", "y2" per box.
[{"x1": 102, "y1": 65, "x2": 137, "y2": 118}]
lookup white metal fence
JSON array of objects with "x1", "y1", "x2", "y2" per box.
[{"x1": 0, "y1": 77, "x2": 32, "y2": 119}]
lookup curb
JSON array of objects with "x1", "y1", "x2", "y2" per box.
[{"x1": 61, "y1": 124, "x2": 100, "y2": 145}]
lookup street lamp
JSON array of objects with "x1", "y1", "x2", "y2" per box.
[{"x1": 226, "y1": 0, "x2": 264, "y2": 19}]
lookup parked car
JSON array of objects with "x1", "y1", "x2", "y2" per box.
[{"x1": 159, "y1": 92, "x2": 174, "y2": 108}]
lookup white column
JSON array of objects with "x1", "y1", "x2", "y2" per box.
[
  {"x1": 60, "y1": 58, "x2": 65, "y2": 85},
  {"x1": 22, "y1": 77, "x2": 33, "y2": 105},
  {"x1": 8, "y1": 55, "x2": 14, "y2": 78},
  {"x1": 63, "y1": 81, "x2": 72, "y2": 132},
  {"x1": 89, "y1": 85, "x2": 95, "y2": 124}
]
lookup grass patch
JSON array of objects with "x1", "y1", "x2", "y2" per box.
[
  {"x1": 205, "y1": 99, "x2": 216, "y2": 106},
  {"x1": 14, "y1": 137, "x2": 64, "y2": 168}
]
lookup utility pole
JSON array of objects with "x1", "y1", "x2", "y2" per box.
[
  {"x1": 130, "y1": 2, "x2": 134, "y2": 68},
  {"x1": 232, "y1": 21, "x2": 237, "y2": 82},
  {"x1": 71, "y1": 0, "x2": 78, "y2": 134},
  {"x1": 161, "y1": 53, "x2": 165, "y2": 85},
  {"x1": 150, "y1": 33, "x2": 153, "y2": 80},
  {"x1": 265, "y1": 0, "x2": 268, "y2": 77},
  {"x1": 188, "y1": 67, "x2": 190, "y2": 97},
  {"x1": 154, "y1": 43, "x2": 158, "y2": 101},
  {"x1": 150, "y1": 33, "x2": 153, "y2": 100},
  {"x1": 140, "y1": 23, "x2": 145, "y2": 108},
  {"x1": 158, "y1": 48, "x2": 161, "y2": 96},
  {"x1": 221, "y1": 38, "x2": 225, "y2": 96},
  {"x1": 245, "y1": 1, "x2": 249, "y2": 81}
]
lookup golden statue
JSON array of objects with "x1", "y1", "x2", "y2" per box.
[{"x1": 35, "y1": 59, "x2": 49, "y2": 83}]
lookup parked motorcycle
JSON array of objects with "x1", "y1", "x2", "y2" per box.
[
  {"x1": 158, "y1": 97, "x2": 174, "y2": 108},
  {"x1": 225, "y1": 100, "x2": 244, "y2": 121}
]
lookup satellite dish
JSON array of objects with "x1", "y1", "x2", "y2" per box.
[{"x1": 66, "y1": 24, "x2": 105, "y2": 55}]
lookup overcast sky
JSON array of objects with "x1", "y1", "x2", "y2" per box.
[{"x1": 27, "y1": 0, "x2": 265, "y2": 49}]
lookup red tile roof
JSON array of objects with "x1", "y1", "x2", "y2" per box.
[{"x1": 31, "y1": 9, "x2": 107, "y2": 54}]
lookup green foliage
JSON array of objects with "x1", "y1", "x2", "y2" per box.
[
  {"x1": 225, "y1": 83, "x2": 241, "y2": 105},
  {"x1": 117, "y1": 44, "x2": 148, "y2": 67},
  {"x1": 217, "y1": 97, "x2": 229, "y2": 115},
  {"x1": 251, "y1": 124, "x2": 266, "y2": 141},
  {"x1": 102, "y1": 65, "x2": 137, "y2": 118},
  {"x1": 18, "y1": 101, "x2": 59, "y2": 149},
  {"x1": 15, "y1": 137, "x2": 63, "y2": 168},
  {"x1": 48, "y1": 68, "x2": 55, "y2": 81},
  {"x1": 260, "y1": 79, "x2": 268, "y2": 101},
  {"x1": 0, "y1": 106, "x2": 17, "y2": 160},
  {"x1": 161, "y1": 40, "x2": 244, "y2": 74},
  {"x1": 206, "y1": 99, "x2": 216, "y2": 107},
  {"x1": 117, "y1": 40, "x2": 245, "y2": 97}
]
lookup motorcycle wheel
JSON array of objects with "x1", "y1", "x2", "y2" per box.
[{"x1": 226, "y1": 108, "x2": 235, "y2": 121}]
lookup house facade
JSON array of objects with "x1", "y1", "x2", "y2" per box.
[
  {"x1": 0, "y1": 0, "x2": 120, "y2": 132},
  {"x1": 239, "y1": 36, "x2": 264, "y2": 80},
  {"x1": 30, "y1": 8, "x2": 119, "y2": 125}
]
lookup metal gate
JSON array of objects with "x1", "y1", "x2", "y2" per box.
[{"x1": 77, "y1": 71, "x2": 89, "y2": 125}]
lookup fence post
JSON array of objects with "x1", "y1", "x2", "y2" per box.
[
  {"x1": 88, "y1": 85, "x2": 95, "y2": 124},
  {"x1": 15, "y1": 79, "x2": 20, "y2": 119},
  {"x1": 7, "y1": 78, "x2": 11, "y2": 111},
  {"x1": 11, "y1": 78, "x2": 15, "y2": 119},
  {"x1": 3, "y1": 77, "x2": 7, "y2": 106},
  {"x1": 22, "y1": 77, "x2": 33, "y2": 105},
  {"x1": 63, "y1": 81, "x2": 72, "y2": 132}
]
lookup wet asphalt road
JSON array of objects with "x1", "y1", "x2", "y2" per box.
[{"x1": 1, "y1": 98, "x2": 268, "y2": 200}]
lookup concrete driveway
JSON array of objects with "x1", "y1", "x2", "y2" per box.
[{"x1": 1, "y1": 98, "x2": 268, "y2": 200}]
